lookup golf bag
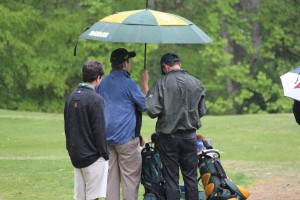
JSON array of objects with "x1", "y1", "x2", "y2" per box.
[
  {"x1": 141, "y1": 143, "x2": 166, "y2": 200},
  {"x1": 198, "y1": 148, "x2": 250, "y2": 200}
]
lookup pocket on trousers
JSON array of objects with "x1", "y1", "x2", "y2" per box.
[{"x1": 130, "y1": 137, "x2": 139, "y2": 149}]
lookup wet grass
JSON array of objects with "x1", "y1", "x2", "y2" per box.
[{"x1": 0, "y1": 109, "x2": 298, "y2": 199}]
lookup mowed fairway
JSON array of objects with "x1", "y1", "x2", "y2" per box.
[{"x1": 0, "y1": 109, "x2": 299, "y2": 199}]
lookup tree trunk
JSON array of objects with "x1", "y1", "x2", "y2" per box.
[
  {"x1": 240, "y1": 0, "x2": 261, "y2": 75},
  {"x1": 224, "y1": 0, "x2": 261, "y2": 114},
  {"x1": 222, "y1": 18, "x2": 240, "y2": 114},
  {"x1": 148, "y1": 0, "x2": 155, "y2": 9}
]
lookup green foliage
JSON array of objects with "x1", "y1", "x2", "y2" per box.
[{"x1": 0, "y1": 0, "x2": 299, "y2": 114}]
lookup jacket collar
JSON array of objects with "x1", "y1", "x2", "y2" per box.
[
  {"x1": 110, "y1": 69, "x2": 131, "y2": 78},
  {"x1": 166, "y1": 69, "x2": 187, "y2": 75},
  {"x1": 78, "y1": 83, "x2": 95, "y2": 90}
]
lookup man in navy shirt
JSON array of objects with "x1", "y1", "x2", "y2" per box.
[{"x1": 96, "y1": 48, "x2": 148, "y2": 200}]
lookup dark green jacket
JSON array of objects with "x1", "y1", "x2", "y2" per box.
[{"x1": 146, "y1": 70, "x2": 206, "y2": 134}]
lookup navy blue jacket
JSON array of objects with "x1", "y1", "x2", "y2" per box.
[{"x1": 64, "y1": 84, "x2": 109, "y2": 168}]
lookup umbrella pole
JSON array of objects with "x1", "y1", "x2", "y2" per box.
[
  {"x1": 144, "y1": 43, "x2": 147, "y2": 69},
  {"x1": 146, "y1": 0, "x2": 148, "y2": 9}
]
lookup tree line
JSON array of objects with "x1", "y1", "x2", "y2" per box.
[{"x1": 0, "y1": 0, "x2": 299, "y2": 114}]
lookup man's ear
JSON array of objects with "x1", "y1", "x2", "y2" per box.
[
  {"x1": 122, "y1": 62, "x2": 127, "y2": 69},
  {"x1": 161, "y1": 64, "x2": 166, "y2": 75}
]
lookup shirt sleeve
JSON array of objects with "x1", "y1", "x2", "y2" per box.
[
  {"x1": 129, "y1": 81, "x2": 147, "y2": 112},
  {"x1": 146, "y1": 81, "x2": 163, "y2": 118}
]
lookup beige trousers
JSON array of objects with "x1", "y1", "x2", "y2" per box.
[{"x1": 106, "y1": 137, "x2": 142, "y2": 200}]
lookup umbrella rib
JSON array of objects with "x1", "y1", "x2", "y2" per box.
[{"x1": 294, "y1": 73, "x2": 300, "y2": 84}]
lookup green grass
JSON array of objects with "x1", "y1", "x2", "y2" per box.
[
  {"x1": 0, "y1": 109, "x2": 299, "y2": 199},
  {"x1": 201, "y1": 114, "x2": 300, "y2": 162}
]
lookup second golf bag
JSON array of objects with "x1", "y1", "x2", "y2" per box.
[
  {"x1": 141, "y1": 142, "x2": 166, "y2": 200},
  {"x1": 198, "y1": 147, "x2": 250, "y2": 200}
]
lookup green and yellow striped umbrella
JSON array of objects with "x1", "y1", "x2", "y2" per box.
[
  {"x1": 78, "y1": 9, "x2": 212, "y2": 68},
  {"x1": 79, "y1": 9, "x2": 212, "y2": 44}
]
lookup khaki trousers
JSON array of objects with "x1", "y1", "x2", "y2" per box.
[
  {"x1": 74, "y1": 157, "x2": 109, "y2": 200},
  {"x1": 106, "y1": 137, "x2": 142, "y2": 200}
]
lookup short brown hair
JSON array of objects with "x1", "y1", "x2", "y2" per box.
[{"x1": 82, "y1": 60, "x2": 104, "y2": 82}]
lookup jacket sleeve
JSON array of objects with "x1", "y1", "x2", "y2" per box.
[
  {"x1": 130, "y1": 81, "x2": 147, "y2": 112},
  {"x1": 293, "y1": 100, "x2": 300, "y2": 125},
  {"x1": 92, "y1": 97, "x2": 109, "y2": 160},
  {"x1": 146, "y1": 81, "x2": 163, "y2": 119},
  {"x1": 198, "y1": 85, "x2": 207, "y2": 118}
]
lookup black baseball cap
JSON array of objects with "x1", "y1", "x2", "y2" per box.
[
  {"x1": 110, "y1": 48, "x2": 136, "y2": 65},
  {"x1": 160, "y1": 53, "x2": 180, "y2": 66},
  {"x1": 160, "y1": 53, "x2": 181, "y2": 75}
]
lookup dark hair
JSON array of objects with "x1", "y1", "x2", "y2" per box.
[
  {"x1": 82, "y1": 60, "x2": 104, "y2": 82},
  {"x1": 160, "y1": 53, "x2": 180, "y2": 67}
]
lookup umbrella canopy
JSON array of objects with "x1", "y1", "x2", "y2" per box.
[
  {"x1": 280, "y1": 66, "x2": 300, "y2": 101},
  {"x1": 79, "y1": 9, "x2": 212, "y2": 44}
]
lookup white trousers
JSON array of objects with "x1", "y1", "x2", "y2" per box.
[{"x1": 74, "y1": 157, "x2": 109, "y2": 200}]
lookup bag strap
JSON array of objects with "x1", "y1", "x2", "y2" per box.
[
  {"x1": 224, "y1": 179, "x2": 247, "y2": 200},
  {"x1": 141, "y1": 179, "x2": 166, "y2": 196},
  {"x1": 214, "y1": 159, "x2": 227, "y2": 179}
]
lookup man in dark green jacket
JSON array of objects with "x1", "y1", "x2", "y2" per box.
[
  {"x1": 64, "y1": 60, "x2": 109, "y2": 200},
  {"x1": 146, "y1": 53, "x2": 206, "y2": 200}
]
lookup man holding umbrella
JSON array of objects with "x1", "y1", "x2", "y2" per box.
[
  {"x1": 146, "y1": 53, "x2": 206, "y2": 200},
  {"x1": 96, "y1": 48, "x2": 149, "y2": 200}
]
